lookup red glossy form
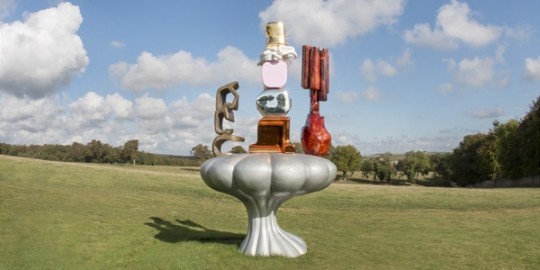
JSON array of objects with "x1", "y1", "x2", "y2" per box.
[{"x1": 301, "y1": 45, "x2": 332, "y2": 156}]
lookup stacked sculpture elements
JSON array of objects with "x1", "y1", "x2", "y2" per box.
[{"x1": 200, "y1": 22, "x2": 336, "y2": 257}]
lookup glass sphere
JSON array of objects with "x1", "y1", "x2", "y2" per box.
[{"x1": 256, "y1": 89, "x2": 291, "y2": 116}]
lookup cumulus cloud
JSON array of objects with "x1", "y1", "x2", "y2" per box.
[
  {"x1": 111, "y1": 40, "x2": 126, "y2": 48},
  {"x1": 336, "y1": 91, "x2": 359, "y2": 104},
  {"x1": 0, "y1": 91, "x2": 222, "y2": 155},
  {"x1": 109, "y1": 46, "x2": 259, "y2": 92},
  {"x1": 445, "y1": 57, "x2": 497, "y2": 87},
  {"x1": 0, "y1": 0, "x2": 15, "y2": 19},
  {"x1": 362, "y1": 87, "x2": 380, "y2": 101},
  {"x1": 404, "y1": 23, "x2": 459, "y2": 50},
  {"x1": 0, "y1": 94, "x2": 60, "y2": 132},
  {"x1": 259, "y1": 0, "x2": 404, "y2": 47},
  {"x1": 438, "y1": 83, "x2": 454, "y2": 94},
  {"x1": 361, "y1": 49, "x2": 412, "y2": 81},
  {"x1": 524, "y1": 56, "x2": 540, "y2": 81},
  {"x1": 404, "y1": 0, "x2": 501, "y2": 50},
  {"x1": 69, "y1": 92, "x2": 133, "y2": 127},
  {"x1": 495, "y1": 44, "x2": 506, "y2": 63},
  {"x1": 135, "y1": 95, "x2": 167, "y2": 120},
  {"x1": 0, "y1": 2, "x2": 88, "y2": 98},
  {"x1": 361, "y1": 59, "x2": 396, "y2": 80},
  {"x1": 469, "y1": 106, "x2": 504, "y2": 119}
]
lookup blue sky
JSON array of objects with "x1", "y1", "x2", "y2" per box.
[{"x1": 0, "y1": 0, "x2": 539, "y2": 155}]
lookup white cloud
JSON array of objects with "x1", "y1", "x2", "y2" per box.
[
  {"x1": 106, "y1": 93, "x2": 133, "y2": 119},
  {"x1": 456, "y1": 57, "x2": 494, "y2": 87},
  {"x1": 469, "y1": 106, "x2": 504, "y2": 119},
  {"x1": 446, "y1": 57, "x2": 495, "y2": 87},
  {"x1": 438, "y1": 83, "x2": 454, "y2": 94},
  {"x1": 360, "y1": 60, "x2": 377, "y2": 81},
  {"x1": 437, "y1": 0, "x2": 500, "y2": 47},
  {"x1": 524, "y1": 56, "x2": 540, "y2": 81},
  {"x1": 362, "y1": 87, "x2": 380, "y2": 101},
  {"x1": 0, "y1": 94, "x2": 60, "y2": 129},
  {"x1": 361, "y1": 49, "x2": 411, "y2": 81},
  {"x1": 404, "y1": 23, "x2": 459, "y2": 50},
  {"x1": 396, "y1": 48, "x2": 413, "y2": 67},
  {"x1": 109, "y1": 46, "x2": 259, "y2": 92},
  {"x1": 111, "y1": 40, "x2": 126, "y2": 48},
  {"x1": 404, "y1": 0, "x2": 501, "y2": 50},
  {"x1": 259, "y1": 0, "x2": 404, "y2": 47},
  {"x1": 0, "y1": 0, "x2": 15, "y2": 20},
  {"x1": 0, "y1": 2, "x2": 88, "y2": 98},
  {"x1": 336, "y1": 91, "x2": 359, "y2": 104},
  {"x1": 495, "y1": 44, "x2": 506, "y2": 63},
  {"x1": 0, "y1": 94, "x2": 66, "y2": 143},
  {"x1": 0, "y1": 91, "x2": 220, "y2": 155},
  {"x1": 135, "y1": 95, "x2": 167, "y2": 120},
  {"x1": 70, "y1": 92, "x2": 110, "y2": 123}
]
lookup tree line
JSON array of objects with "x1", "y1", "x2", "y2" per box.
[
  {"x1": 326, "y1": 96, "x2": 540, "y2": 187},
  {"x1": 0, "y1": 139, "x2": 200, "y2": 166},
  {"x1": 327, "y1": 145, "x2": 436, "y2": 184},
  {"x1": 434, "y1": 96, "x2": 540, "y2": 186}
]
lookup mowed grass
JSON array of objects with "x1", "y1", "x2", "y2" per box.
[{"x1": 1, "y1": 155, "x2": 539, "y2": 269}]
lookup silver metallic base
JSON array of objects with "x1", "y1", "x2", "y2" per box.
[{"x1": 200, "y1": 153, "x2": 336, "y2": 257}]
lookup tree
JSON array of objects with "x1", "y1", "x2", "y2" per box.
[
  {"x1": 229, "y1": 145, "x2": 247, "y2": 154},
  {"x1": 87, "y1": 139, "x2": 106, "y2": 163},
  {"x1": 397, "y1": 151, "x2": 431, "y2": 185},
  {"x1": 517, "y1": 96, "x2": 540, "y2": 177},
  {"x1": 430, "y1": 153, "x2": 452, "y2": 181},
  {"x1": 102, "y1": 144, "x2": 121, "y2": 164},
  {"x1": 122, "y1": 139, "x2": 139, "y2": 165},
  {"x1": 191, "y1": 144, "x2": 213, "y2": 162},
  {"x1": 360, "y1": 159, "x2": 375, "y2": 179},
  {"x1": 69, "y1": 142, "x2": 90, "y2": 162},
  {"x1": 328, "y1": 145, "x2": 361, "y2": 180},
  {"x1": 292, "y1": 142, "x2": 304, "y2": 154},
  {"x1": 493, "y1": 119, "x2": 520, "y2": 179},
  {"x1": 372, "y1": 153, "x2": 396, "y2": 181},
  {"x1": 448, "y1": 133, "x2": 498, "y2": 186}
]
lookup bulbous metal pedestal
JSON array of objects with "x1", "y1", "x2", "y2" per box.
[{"x1": 200, "y1": 153, "x2": 336, "y2": 257}]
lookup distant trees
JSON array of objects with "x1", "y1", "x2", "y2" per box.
[
  {"x1": 292, "y1": 142, "x2": 304, "y2": 154},
  {"x1": 438, "y1": 96, "x2": 540, "y2": 186},
  {"x1": 517, "y1": 97, "x2": 540, "y2": 177},
  {"x1": 229, "y1": 145, "x2": 247, "y2": 154},
  {"x1": 122, "y1": 139, "x2": 139, "y2": 165},
  {"x1": 190, "y1": 144, "x2": 213, "y2": 162},
  {"x1": 448, "y1": 133, "x2": 495, "y2": 186},
  {"x1": 370, "y1": 153, "x2": 397, "y2": 181},
  {"x1": 327, "y1": 145, "x2": 361, "y2": 180},
  {"x1": 397, "y1": 151, "x2": 431, "y2": 185},
  {"x1": 0, "y1": 139, "x2": 199, "y2": 166}
]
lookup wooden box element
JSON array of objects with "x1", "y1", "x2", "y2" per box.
[{"x1": 249, "y1": 116, "x2": 295, "y2": 153}]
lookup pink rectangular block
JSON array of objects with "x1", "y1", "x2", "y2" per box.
[{"x1": 262, "y1": 61, "x2": 287, "y2": 89}]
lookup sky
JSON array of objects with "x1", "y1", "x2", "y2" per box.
[{"x1": 0, "y1": 0, "x2": 539, "y2": 156}]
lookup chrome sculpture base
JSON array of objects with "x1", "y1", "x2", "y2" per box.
[{"x1": 200, "y1": 153, "x2": 336, "y2": 257}]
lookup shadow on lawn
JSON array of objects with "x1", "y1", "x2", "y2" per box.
[{"x1": 145, "y1": 217, "x2": 245, "y2": 246}]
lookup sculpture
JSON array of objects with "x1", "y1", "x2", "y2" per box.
[{"x1": 201, "y1": 21, "x2": 336, "y2": 257}]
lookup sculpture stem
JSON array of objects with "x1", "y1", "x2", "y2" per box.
[{"x1": 239, "y1": 196, "x2": 306, "y2": 257}]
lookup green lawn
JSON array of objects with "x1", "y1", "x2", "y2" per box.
[{"x1": 1, "y1": 155, "x2": 539, "y2": 269}]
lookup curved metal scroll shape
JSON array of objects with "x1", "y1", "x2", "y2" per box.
[{"x1": 212, "y1": 81, "x2": 245, "y2": 156}]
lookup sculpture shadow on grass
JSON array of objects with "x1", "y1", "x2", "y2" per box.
[{"x1": 145, "y1": 217, "x2": 245, "y2": 246}]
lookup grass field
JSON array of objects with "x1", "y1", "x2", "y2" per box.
[{"x1": 1, "y1": 155, "x2": 539, "y2": 269}]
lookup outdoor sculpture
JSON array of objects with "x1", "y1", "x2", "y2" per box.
[{"x1": 200, "y1": 22, "x2": 336, "y2": 257}]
